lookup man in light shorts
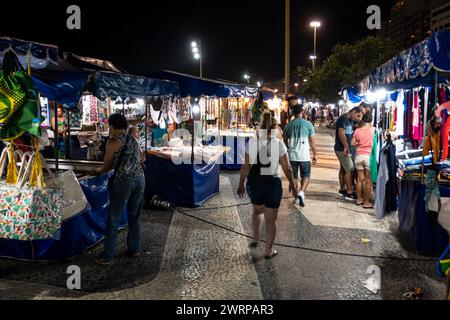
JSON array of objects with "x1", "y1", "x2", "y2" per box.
[{"x1": 334, "y1": 107, "x2": 363, "y2": 201}]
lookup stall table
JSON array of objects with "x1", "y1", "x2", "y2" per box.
[{"x1": 145, "y1": 146, "x2": 229, "y2": 207}]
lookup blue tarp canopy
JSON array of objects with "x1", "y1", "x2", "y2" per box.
[
  {"x1": 0, "y1": 37, "x2": 58, "y2": 69},
  {"x1": 93, "y1": 71, "x2": 180, "y2": 100},
  {"x1": 31, "y1": 69, "x2": 89, "y2": 108},
  {"x1": 360, "y1": 30, "x2": 450, "y2": 93},
  {"x1": 149, "y1": 70, "x2": 259, "y2": 98},
  {"x1": 343, "y1": 86, "x2": 398, "y2": 105}
]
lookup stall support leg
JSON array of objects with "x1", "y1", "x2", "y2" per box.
[
  {"x1": 145, "y1": 103, "x2": 148, "y2": 151},
  {"x1": 66, "y1": 109, "x2": 71, "y2": 160},
  {"x1": 54, "y1": 102, "x2": 59, "y2": 171}
]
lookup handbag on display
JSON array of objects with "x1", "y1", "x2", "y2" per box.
[
  {"x1": 0, "y1": 51, "x2": 41, "y2": 141},
  {"x1": 45, "y1": 170, "x2": 89, "y2": 221}
]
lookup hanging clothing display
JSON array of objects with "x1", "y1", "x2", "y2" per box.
[
  {"x1": 375, "y1": 138, "x2": 398, "y2": 219},
  {"x1": 412, "y1": 91, "x2": 422, "y2": 142},
  {"x1": 376, "y1": 146, "x2": 389, "y2": 220},
  {"x1": 395, "y1": 89, "x2": 405, "y2": 136}
]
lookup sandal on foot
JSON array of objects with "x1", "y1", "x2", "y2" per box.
[
  {"x1": 363, "y1": 204, "x2": 374, "y2": 209},
  {"x1": 356, "y1": 201, "x2": 364, "y2": 206},
  {"x1": 264, "y1": 249, "x2": 278, "y2": 259}
]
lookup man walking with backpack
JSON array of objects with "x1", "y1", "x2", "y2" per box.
[{"x1": 284, "y1": 105, "x2": 317, "y2": 207}]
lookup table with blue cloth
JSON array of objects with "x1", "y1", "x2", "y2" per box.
[
  {"x1": 398, "y1": 179, "x2": 450, "y2": 255},
  {"x1": 0, "y1": 174, "x2": 127, "y2": 261},
  {"x1": 144, "y1": 148, "x2": 224, "y2": 208}
]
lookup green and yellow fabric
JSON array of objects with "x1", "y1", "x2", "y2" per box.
[{"x1": 0, "y1": 50, "x2": 41, "y2": 141}]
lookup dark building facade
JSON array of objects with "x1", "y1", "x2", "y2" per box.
[{"x1": 379, "y1": 0, "x2": 449, "y2": 49}]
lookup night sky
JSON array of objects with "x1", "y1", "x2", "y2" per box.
[{"x1": 1, "y1": 0, "x2": 396, "y2": 83}]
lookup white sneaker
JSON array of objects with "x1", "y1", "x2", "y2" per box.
[{"x1": 298, "y1": 192, "x2": 305, "y2": 207}]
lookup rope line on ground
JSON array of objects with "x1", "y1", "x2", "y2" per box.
[{"x1": 174, "y1": 208, "x2": 437, "y2": 262}]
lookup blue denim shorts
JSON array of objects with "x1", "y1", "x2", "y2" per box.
[
  {"x1": 246, "y1": 178, "x2": 283, "y2": 209},
  {"x1": 290, "y1": 161, "x2": 311, "y2": 179}
]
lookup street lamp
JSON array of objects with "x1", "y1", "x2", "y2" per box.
[
  {"x1": 294, "y1": 82, "x2": 299, "y2": 93},
  {"x1": 310, "y1": 21, "x2": 321, "y2": 70},
  {"x1": 191, "y1": 40, "x2": 203, "y2": 78},
  {"x1": 243, "y1": 74, "x2": 250, "y2": 84}
]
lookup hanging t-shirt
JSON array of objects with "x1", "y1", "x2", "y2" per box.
[{"x1": 396, "y1": 89, "x2": 405, "y2": 136}]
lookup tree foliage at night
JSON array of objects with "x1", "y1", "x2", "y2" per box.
[{"x1": 307, "y1": 36, "x2": 400, "y2": 103}]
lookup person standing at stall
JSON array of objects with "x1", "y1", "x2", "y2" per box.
[
  {"x1": 90, "y1": 114, "x2": 145, "y2": 265},
  {"x1": 284, "y1": 105, "x2": 317, "y2": 207},
  {"x1": 351, "y1": 112, "x2": 375, "y2": 208},
  {"x1": 237, "y1": 112, "x2": 298, "y2": 259},
  {"x1": 335, "y1": 107, "x2": 363, "y2": 201}
]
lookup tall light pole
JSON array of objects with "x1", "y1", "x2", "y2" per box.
[
  {"x1": 309, "y1": 55, "x2": 317, "y2": 69},
  {"x1": 285, "y1": 0, "x2": 291, "y2": 94},
  {"x1": 310, "y1": 21, "x2": 321, "y2": 70},
  {"x1": 191, "y1": 40, "x2": 203, "y2": 78}
]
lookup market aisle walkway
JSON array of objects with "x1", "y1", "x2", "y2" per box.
[
  {"x1": 296, "y1": 126, "x2": 398, "y2": 233},
  {"x1": 0, "y1": 127, "x2": 446, "y2": 300}
]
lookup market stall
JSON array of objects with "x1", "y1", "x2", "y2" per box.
[
  {"x1": 0, "y1": 37, "x2": 181, "y2": 261},
  {"x1": 357, "y1": 30, "x2": 450, "y2": 255},
  {"x1": 149, "y1": 70, "x2": 260, "y2": 170}
]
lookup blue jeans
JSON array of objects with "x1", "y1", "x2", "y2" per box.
[{"x1": 101, "y1": 175, "x2": 145, "y2": 261}]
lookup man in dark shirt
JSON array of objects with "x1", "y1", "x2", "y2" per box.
[{"x1": 334, "y1": 107, "x2": 363, "y2": 201}]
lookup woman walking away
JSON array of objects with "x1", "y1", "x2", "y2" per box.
[
  {"x1": 237, "y1": 112, "x2": 298, "y2": 259},
  {"x1": 351, "y1": 112, "x2": 375, "y2": 209},
  {"x1": 90, "y1": 114, "x2": 145, "y2": 264}
]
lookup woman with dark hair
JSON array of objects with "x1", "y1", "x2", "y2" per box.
[
  {"x1": 237, "y1": 112, "x2": 298, "y2": 259},
  {"x1": 90, "y1": 114, "x2": 145, "y2": 264}
]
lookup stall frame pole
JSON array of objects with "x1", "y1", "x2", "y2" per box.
[
  {"x1": 191, "y1": 97, "x2": 195, "y2": 165},
  {"x1": 66, "y1": 108, "x2": 71, "y2": 159},
  {"x1": 54, "y1": 102, "x2": 59, "y2": 171},
  {"x1": 145, "y1": 103, "x2": 148, "y2": 151}
]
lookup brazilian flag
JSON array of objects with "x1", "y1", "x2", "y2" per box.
[{"x1": 0, "y1": 51, "x2": 41, "y2": 141}]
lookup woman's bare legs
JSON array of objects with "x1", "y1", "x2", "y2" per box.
[
  {"x1": 356, "y1": 170, "x2": 365, "y2": 204},
  {"x1": 252, "y1": 205, "x2": 264, "y2": 242},
  {"x1": 264, "y1": 208, "x2": 279, "y2": 256},
  {"x1": 364, "y1": 169, "x2": 372, "y2": 206}
]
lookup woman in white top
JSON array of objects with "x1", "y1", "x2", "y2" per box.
[{"x1": 237, "y1": 112, "x2": 298, "y2": 259}]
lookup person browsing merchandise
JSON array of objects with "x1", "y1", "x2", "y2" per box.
[{"x1": 334, "y1": 107, "x2": 363, "y2": 201}]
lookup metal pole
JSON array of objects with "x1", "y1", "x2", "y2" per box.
[
  {"x1": 284, "y1": 0, "x2": 291, "y2": 95},
  {"x1": 145, "y1": 103, "x2": 148, "y2": 151},
  {"x1": 66, "y1": 109, "x2": 71, "y2": 159},
  {"x1": 54, "y1": 102, "x2": 59, "y2": 171},
  {"x1": 313, "y1": 26, "x2": 317, "y2": 70}
]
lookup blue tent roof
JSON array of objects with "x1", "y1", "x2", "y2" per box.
[
  {"x1": 93, "y1": 71, "x2": 180, "y2": 100},
  {"x1": 360, "y1": 30, "x2": 450, "y2": 93},
  {"x1": 0, "y1": 37, "x2": 58, "y2": 69},
  {"x1": 148, "y1": 70, "x2": 259, "y2": 98}
]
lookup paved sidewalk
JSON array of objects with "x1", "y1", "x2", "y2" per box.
[{"x1": 0, "y1": 127, "x2": 447, "y2": 300}]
